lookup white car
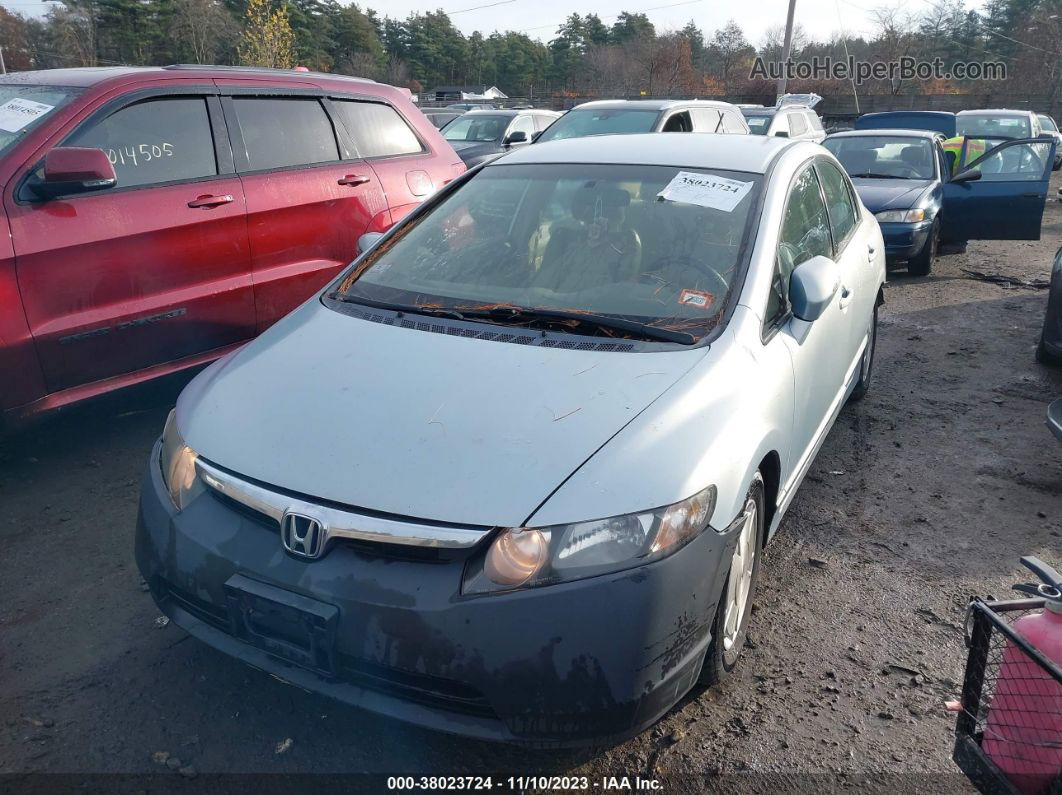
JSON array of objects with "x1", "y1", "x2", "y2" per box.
[{"x1": 136, "y1": 134, "x2": 885, "y2": 746}]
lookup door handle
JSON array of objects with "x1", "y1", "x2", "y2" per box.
[
  {"x1": 187, "y1": 194, "x2": 234, "y2": 208},
  {"x1": 868, "y1": 242, "x2": 877, "y2": 256},
  {"x1": 839, "y1": 286, "x2": 854, "y2": 310},
  {"x1": 338, "y1": 174, "x2": 372, "y2": 187}
]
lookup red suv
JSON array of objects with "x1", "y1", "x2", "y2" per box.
[{"x1": 0, "y1": 65, "x2": 464, "y2": 430}]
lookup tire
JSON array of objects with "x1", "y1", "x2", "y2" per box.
[
  {"x1": 848, "y1": 304, "x2": 878, "y2": 403},
  {"x1": 698, "y1": 473, "x2": 765, "y2": 686},
  {"x1": 1036, "y1": 332, "x2": 1062, "y2": 366},
  {"x1": 907, "y1": 219, "x2": 938, "y2": 277}
]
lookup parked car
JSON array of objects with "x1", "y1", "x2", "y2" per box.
[
  {"x1": 535, "y1": 99, "x2": 749, "y2": 143},
  {"x1": 741, "y1": 104, "x2": 826, "y2": 142},
  {"x1": 1037, "y1": 245, "x2": 1062, "y2": 365},
  {"x1": 445, "y1": 102, "x2": 496, "y2": 111},
  {"x1": 824, "y1": 128, "x2": 1056, "y2": 276},
  {"x1": 956, "y1": 108, "x2": 1043, "y2": 140},
  {"x1": 422, "y1": 109, "x2": 462, "y2": 129},
  {"x1": 137, "y1": 133, "x2": 885, "y2": 746},
  {"x1": 442, "y1": 108, "x2": 561, "y2": 167},
  {"x1": 854, "y1": 110, "x2": 957, "y2": 137},
  {"x1": 1036, "y1": 114, "x2": 1062, "y2": 170},
  {"x1": 0, "y1": 65, "x2": 464, "y2": 431}
]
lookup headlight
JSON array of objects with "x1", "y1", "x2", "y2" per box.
[
  {"x1": 159, "y1": 409, "x2": 202, "y2": 511},
  {"x1": 875, "y1": 208, "x2": 927, "y2": 223},
  {"x1": 462, "y1": 486, "x2": 717, "y2": 595}
]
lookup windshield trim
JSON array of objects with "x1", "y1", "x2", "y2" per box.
[{"x1": 327, "y1": 159, "x2": 773, "y2": 350}]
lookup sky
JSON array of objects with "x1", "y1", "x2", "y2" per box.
[{"x1": 1, "y1": 0, "x2": 988, "y2": 48}]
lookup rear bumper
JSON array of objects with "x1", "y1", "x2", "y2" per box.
[
  {"x1": 880, "y1": 220, "x2": 932, "y2": 261},
  {"x1": 135, "y1": 442, "x2": 738, "y2": 747}
]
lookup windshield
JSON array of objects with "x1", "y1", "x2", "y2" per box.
[
  {"x1": 956, "y1": 115, "x2": 1030, "y2": 138},
  {"x1": 536, "y1": 109, "x2": 659, "y2": 143},
  {"x1": 1039, "y1": 115, "x2": 1058, "y2": 132},
  {"x1": 824, "y1": 136, "x2": 936, "y2": 180},
  {"x1": 0, "y1": 84, "x2": 80, "y2": 157},
  {"x1": 744, "y1": 115, "x2": 772, "y2": 135},
  {"x1": 443, "y1": 115, "x2": 508, "y2": 143},
  {"x1": 335, "y1": 163, "x2": 762, "y2": 343}
]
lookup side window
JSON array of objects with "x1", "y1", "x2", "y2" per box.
[
  {"x1": 816, "y1": 160, "x2": 859, "y2": 251},
  {"x1": 721, "y1": 111, "x2": 746, "y2": 134},
  {"x1": 508, "y1": 115, "x2": 536, "y2": 139},
  {"x1": 662, "y1": 111, "x2": 692, "y2": 132},
  {"x1": 771, "y1": 113, "x2": 790, "y2": 137},
  {"x1": 533, "y1": 114, "x2": 556, "y2": 133},
  {"x1": 690, "y1": 108, "x2": 721, "y2": 133},
  {"x1": 808, "y1": 112, "x2": 824, "y2": 133},
  {"x1": 233, "y1": 97, "x2": 339, "y2": 171},
  {"x1": 332, "y1": 100, "x2": 423, "y2": 159},
  {"x1": 965, "y1": 140, "x2": 1053, "y2": 181},
  {"x1": 768, "y1": 165, "x2": 832, "y2": 322},
  {"x1": 66, "y1": 97, "x2": 216, "y2": 189},
  {"x1": 789, "y1": 112, "x2": 808, "y2": 136}
]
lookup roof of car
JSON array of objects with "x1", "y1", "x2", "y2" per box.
[
  {"x1": 0, "y1": 65, "x2": 379, "y2": 89},
  {"x1": 496, "y1": 133, "x2": 795, "y2": 173},
  {"x1": 742, "y1": 105, "x2": 812, "y2": 115},
  {"x1": 461, "y1": 108, "x2": 561, "y2": 117},
  {"x1": 827, "y1": 128, "x2": 941, "y2": 140},
  {"x1": 570, "y1": 99, "x2": 738, "y2": 112},
  {"x1": 957, "y1": 108, "x2": 1033, "y2": 117}
]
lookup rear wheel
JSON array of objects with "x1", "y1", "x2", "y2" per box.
[
  {"x1": 908, "y1": 219, "x2": 938, "y2": 277},
  {"x1": 848, "y1": 304, "x2": 878, "y2": 402},
  {"x1": 699, "y1": 473, "x2": 765, "y2": 686}
]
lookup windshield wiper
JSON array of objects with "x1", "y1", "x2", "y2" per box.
[
  {"x1": 328, "y1": 291, "x2": 467, "y2": 321},
  {"x1": 849, "y1": 172, "x2": 908, "y2": 180},
  {"x1": 457, "y1": 305, "x2": 697, "y2": 345}
]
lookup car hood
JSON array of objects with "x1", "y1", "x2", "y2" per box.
[
  {"x1": 851, "y1": 178, "x2": 933, "y2": 213},
  {"x1": 177, "y1": 300, "x2": 705, "y2": 528}
]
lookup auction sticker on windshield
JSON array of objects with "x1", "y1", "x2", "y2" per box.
[
  {"x1": 679, "y1": 288, "x2": 715, "y2": 310},
  {"x1": 0, "y1": 98, "x2": 55, "y2": 133},
  {"x1": 657, "y1": 171, "x2": 753, "y2": 212}
]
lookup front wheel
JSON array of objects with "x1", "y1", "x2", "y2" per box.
[
  {"x1": 698, "y1": 473, "x2": 765, "y2": 686},
  {"x1": 908, "y1": 219, "x2": 938, "y2": 277}
]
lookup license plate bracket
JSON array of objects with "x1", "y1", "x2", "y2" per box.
[{"x1": 224, "y1": 574, "x2": 339, "y2": 676}]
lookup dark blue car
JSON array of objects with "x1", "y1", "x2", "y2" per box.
[{"x1": 824, "y1": 128, "x2": 1056, "y2": 276}]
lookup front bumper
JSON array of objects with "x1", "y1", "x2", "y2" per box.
[
  {"x1": 880, "y1": 220, "x2": 932, "y2": 261},
  {"x1": 135, "y1": 442, "x2": 737, "y2": 746}
]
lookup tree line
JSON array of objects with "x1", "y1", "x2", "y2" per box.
[{"x1": 0, "y1": 0, "x2": 1058, "y2": 101}]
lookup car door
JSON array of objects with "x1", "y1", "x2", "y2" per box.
[
  {"x1": 4, "y1": 91, "x2": 255, "y2": 393},
  {"x1": 816, "y1": 157, "x2": 875, "y2": 359},
  {"x1": 942, "y1": 137, "x2": 1056, "y2": 241},
  {"x1": 503, "y1": 114, "x2": 536, "y2": 149},
  {"x1": 222, "y1": 92, "x2": 390, "y2": 331},
  {"x1": 763, "y1": 163, "x2": 855, "y2": 477},
  {"x1": 329, "y1": 97, "x2": 447, "y2": 227}
]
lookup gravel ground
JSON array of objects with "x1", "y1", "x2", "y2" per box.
[{"x1": 2, "y1": 174, "x2": 1061, "y2": 794}]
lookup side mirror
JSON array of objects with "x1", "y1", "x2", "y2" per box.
[
  {"x1": 505, "y1": 130, "x2": 529, "y2": 146},
  {"x1": 951, "y1": 168, "x2": 982, "y2": 183},
  {"x1": 357, "y1": 232, "x2": 384, "y2": 255},
  {"x1": 33, "y1": 147, "x2": 116, "y2": 199},
  {"x1": 789, "y1": 255, "x2": 840, "y2": 322},
  {"x1": 774, "y1": 130, "x2": 790, "y2": 138}
]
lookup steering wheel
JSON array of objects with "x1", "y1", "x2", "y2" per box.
[{"x1": 640, "y1": 255, "x2": 730, "y2": 299}]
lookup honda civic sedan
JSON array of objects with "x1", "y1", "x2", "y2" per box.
[{"x1": 136, "y1": 134, "x2": 885, "y2": 746}]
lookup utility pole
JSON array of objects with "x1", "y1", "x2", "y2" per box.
[{"x1": 777, "y1": 0, "x2": 797, "y2": 101}]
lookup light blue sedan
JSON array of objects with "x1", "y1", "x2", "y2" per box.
[{"x1": 136, "y1": 134, "x2": 885, "y2": 746}]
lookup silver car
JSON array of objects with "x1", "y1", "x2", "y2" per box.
[{"x1": 136, "y1": 134, "x2": 885, "y2": 746}]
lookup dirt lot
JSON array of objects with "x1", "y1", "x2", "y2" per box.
[{"x1": 2, "y1": 174, "x2": 1061, "y2": 794}]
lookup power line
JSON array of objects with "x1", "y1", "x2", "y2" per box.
[{"x1": 446, "y1": 0, "x2": 518, "y2": 16}]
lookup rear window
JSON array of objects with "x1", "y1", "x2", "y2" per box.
[
  {"x1": 234, "y1": 97, "x2": 339, "y2": 171},
  {"x1": 744, "y1": 114, "x2": 771, "y2": 135},
  {"x1": 333, "y1": 100, "x2": 423, "y2": 158},
  {"x1": 535, "y1": 109, "x2": 659, "y2": 142},
  {"x1": 0, "y1": 84, "x2": 80, "y2": 157},
  {"x1": 957, "y1": 115, "x2": 1031, "y2": 139}
]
